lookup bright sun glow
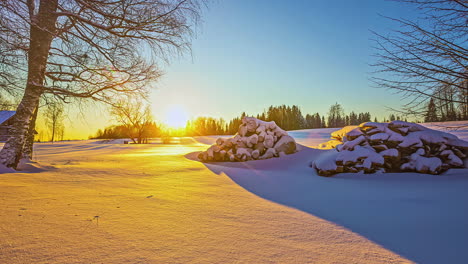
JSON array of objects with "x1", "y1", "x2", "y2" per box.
[{"x1": 163, "y1": 105, "x2": 189, "y2": 129}]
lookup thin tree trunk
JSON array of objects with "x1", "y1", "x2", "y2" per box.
[
  {"x1": 0, "y1": 0, "x2": 58, "y2": 169},
  {"x1": 464, "y1": 80, "x2": 468, "y2": 119},
  {"x1": 51, "y1": 121, "x2": 55, "y2": 142},
  {"x1": 138, "y1": 130, "x2": 142, "y2": 144}
]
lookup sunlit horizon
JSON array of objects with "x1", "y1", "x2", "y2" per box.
[{"x1": 160, "y1": 104, "x2": 190, "y2": 129}]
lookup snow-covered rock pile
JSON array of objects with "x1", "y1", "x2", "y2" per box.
[
  {"x1": 198, "y1": 117, "x2": 298, "y2": 162},
  {"x1": 313, "y1": 121, "x2": 468, "y2": 176}
]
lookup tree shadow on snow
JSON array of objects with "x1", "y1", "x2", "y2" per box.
[
  {"x1": 187, "y1": 145, "x2": 468, "y2": 264},
  {"x1": 0, "y1": 159, "x2": 57, "y2": 174}
]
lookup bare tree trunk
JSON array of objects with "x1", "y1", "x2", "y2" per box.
[
  {"x1": 51, "y1": 121, "x2": 55, "y2": 142},
  {"x1": 137, "y1": 129, "x2": 142, "y2": 144},
  {"x1": 462, "y1": 80, "x2": 467, "y2": 119},
  {"x1": 0, "y1": 0, "x2": 58, "y2": 169},
  {"x1": 22, "y1": 105, "x2": 39, "y2": 160},
  {"x1": 0, "y1": 87, "x2": 43, "y2": 168}
]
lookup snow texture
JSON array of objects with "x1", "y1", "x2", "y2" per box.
[{"x1": 0, "y1": 121, "x2": 467, "y2": 263}]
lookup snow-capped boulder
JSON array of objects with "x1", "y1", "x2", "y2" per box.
[
  {"x1": 198, "y1": 117, "x2": 298, "y2": 162},
  {"x1": 313, "y1": 121, "x2": 468, "y2": 176}
]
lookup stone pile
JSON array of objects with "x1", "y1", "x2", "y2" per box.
[
  {"x1": 198, "y1": 117, "x2": 297, "y2": 162},
  {"x1": 313, "y1": 121, "x2": 468, "y2": 176}
]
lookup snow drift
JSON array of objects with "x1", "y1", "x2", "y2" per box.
[
  {"x1": 197, "y1": 117, "x2": 297, "y2": 162},
  {"x1": 313, "y1": 121, "x2": 468, "y2": 176}
]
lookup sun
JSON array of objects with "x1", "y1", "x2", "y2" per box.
[{"x1": 163, "y1": 105, "x2": 189, "y2": 129}]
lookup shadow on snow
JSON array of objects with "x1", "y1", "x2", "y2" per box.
[{"x1": 186, "y1": 145, "x2": 468, "y2": 264}]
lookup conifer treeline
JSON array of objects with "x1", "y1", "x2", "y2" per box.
[
  {"x1": 185, "y1": 104, "x2": 378, "y2": 136},
  {"x1": 424, "y1": 97, "x2": 468, "y2": 122},
  {"x1": 92, "y1": 103, "x2": 436, "y2": 139}
]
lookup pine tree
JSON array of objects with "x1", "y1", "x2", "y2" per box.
[{"x1": 425, "y1": 98, "x2": 438, "y2": 122}]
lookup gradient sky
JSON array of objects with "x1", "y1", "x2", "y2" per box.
[{"x1": 63, "y1": 0, "x2": 420, "y2": 139}]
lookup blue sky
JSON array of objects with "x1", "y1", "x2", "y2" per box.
[
  {"x1": 67, "y1": 0, "x2": 421, "y2": 139},
  {"x1": 150, "y1": 0, "x2": 419, "y2": 122}
]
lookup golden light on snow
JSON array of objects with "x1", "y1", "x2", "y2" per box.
[{"x1": 163, "y1": 105, "x2": 189, "y2": 129}]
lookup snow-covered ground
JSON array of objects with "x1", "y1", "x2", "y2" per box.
[{"x1": 0, "y1": 121, "x2": 467, "y2": 263}]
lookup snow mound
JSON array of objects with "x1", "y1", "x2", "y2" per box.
[
  {"x1": 313, "y1": 121, "x2": 468, "y2": 176},
  {"x1": 198, "y1": 117, "x2": 298, "y2": 162}
]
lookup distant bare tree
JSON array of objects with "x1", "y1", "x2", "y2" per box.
[
  {"x1": 327, "y1": 103, "x2": 345, "y2": 128},
  {"x1": 0, "y1": 0, "x2": 204, "y2": 168},
  {"x1": 111, "y1": 99, "x2": 153, "y2": 144},
  {"x1": 44, "y1": 101, "x2": 64, "y2": 142},
  {"x1": 459, "y1": 79, "x2": 468, "y2": 119},
  {"x1": 372, "y1": 0, "x2": 468, "y2": 116}
]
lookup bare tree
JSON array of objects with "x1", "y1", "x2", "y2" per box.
[
  {"x1": 0, "y1": 0, "x2": 203, "y2": 168},
  {"x1": 459, "y1": 79, "x2": 468, "y2": 119},
  {"x1": 327, "y1": 103, "x2": 345, "y2": 128},
  {"x1": 111, "y1": 99, "x2": 153, "y2": 144},
  {"x1": 372, "y1": 0, "x2": 468, "y2": 116},
  {"x1": 44, "y1": 101, "x2": 64, "y2": 142}
]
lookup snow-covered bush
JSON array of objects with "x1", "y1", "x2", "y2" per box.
[
  {"x1": 313, "y1": 121, "x2": 468, "y2": 176},
  {"x1": 198, "y1": 117, "x2": 297, "y2": 162}
]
